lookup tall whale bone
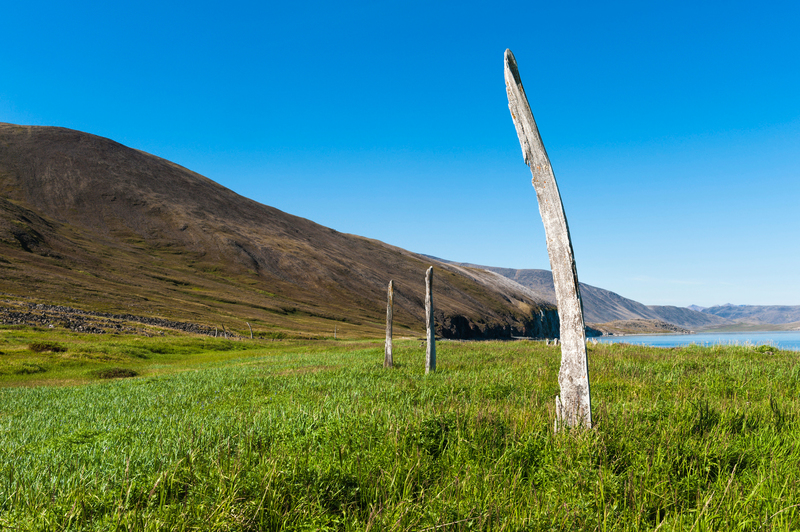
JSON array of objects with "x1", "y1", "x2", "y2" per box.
[
  {"x1": 503, "y1": 48, "x2": 592, "y2": 429},
  {"x1": 385, "y1": 280, "x2": 394, "y2": 368},
  {"x1": 425, "y1": 266, "x2": 436, "y2": 373}
]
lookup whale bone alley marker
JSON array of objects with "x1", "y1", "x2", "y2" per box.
[
  {"x1": 425, "y1": 267, "x2": 436, "y2": 373},
  {"x1": 504, "y1": 48, "x2": 592, "y2": 430},
  {"x1": 385, "y1": 280, "x2": 393, "y2": 368}
]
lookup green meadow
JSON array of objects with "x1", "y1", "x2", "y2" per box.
[{"x1": 1, "y1": 326, "x2": 800, "y2": 530}]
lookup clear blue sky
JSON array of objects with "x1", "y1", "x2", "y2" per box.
[{"x1": 3, "y1": 0, "x2": 799, "y2": 307}]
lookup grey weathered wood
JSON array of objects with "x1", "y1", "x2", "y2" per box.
[
  {"x1": 385, "y1": 280, "x2": 394, "y2": 368},
  {"x1": 247, "y1": 322, "x2": 253, "y2": 339},
  {"x1": 504, "y1": 48, "x2": 592, "y2": 430},
  {"x1": 425, "y1": 267, "x2": 436, "y2": 373}
]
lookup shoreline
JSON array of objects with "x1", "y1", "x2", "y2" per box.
[{"x1": 598, "y1": 330, "x2": 800, "y2": 351}]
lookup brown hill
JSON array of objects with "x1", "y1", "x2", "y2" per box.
[{"x1": 0, "y1": 123, "x2": 557, "y2": 338}]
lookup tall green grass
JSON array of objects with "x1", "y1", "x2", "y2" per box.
[{"x1": 1, "y1": 338, "x2": 799, "y2": 530}]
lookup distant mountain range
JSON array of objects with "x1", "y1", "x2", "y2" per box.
[
  {"x1": 695, "y1": 304, "x2": 800, "y2": 325},
  {"x1": 437, "y1": 262, "x2": 800, "y2": 331}
]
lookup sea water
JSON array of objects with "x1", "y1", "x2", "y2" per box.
[{"x1": 597, "y1": 331, "x2": 800, "y2": 351}]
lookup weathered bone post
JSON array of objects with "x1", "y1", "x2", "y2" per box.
[
  {"x1": 385, "y1": 280, "x2": 394, "y2": 368},
  {"x1": 425, "y1": 266, "x2": 436, "y2": 373},
  {"x1": 504, "y1": 48, "x2": 592, "y2": 430}
]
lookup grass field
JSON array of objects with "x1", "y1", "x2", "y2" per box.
[{"x1": 1, "y1": 327, "x2": 799, "y2": 530}]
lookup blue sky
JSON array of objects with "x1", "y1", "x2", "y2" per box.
[{"x1": 3, "y1": 0, "x2": 799, "y2": 306}]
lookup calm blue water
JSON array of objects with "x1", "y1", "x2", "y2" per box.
[{"x1": 597, "y1": 331, "x2": 800, "y2": 351}]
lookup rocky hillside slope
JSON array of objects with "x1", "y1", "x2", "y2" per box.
[{"x1": 0, "y1": 123, "x2": 557, "y2": 339}]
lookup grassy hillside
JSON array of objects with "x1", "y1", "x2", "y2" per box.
[{"x1": 2, "y1": 326, "x2": 800, "y2": 530}]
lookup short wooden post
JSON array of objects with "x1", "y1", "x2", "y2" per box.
[
  {"x1": 385, "y1": 280, "x2": 394, "y2": 368},
  {"x1": 247, "y1": 322, "x2": 253, "y2": 339},
  {"x1": 425, "y1": 267, "x2": 436, "y2": 373}
]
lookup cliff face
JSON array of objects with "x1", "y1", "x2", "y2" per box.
[
  {"x1": 0, "y1": 123, "x2": 555, "y2": 338},
  {"x1": 437, "y1": 306, "x2": 560, "y2": 339}
]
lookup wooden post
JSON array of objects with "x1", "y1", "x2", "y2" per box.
[
  {"x1": 505, "y1": 49, "x2": 592, "y2": 430},
  {"x1": 385, "y1": 280, "x2": 394, "y2": 368},
  {"x1": 425, "y1": 267, "x2": 436, "y2": 373},
  {"x1": 247, "y1": 322, "x2": 253, "y2": 339}
]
